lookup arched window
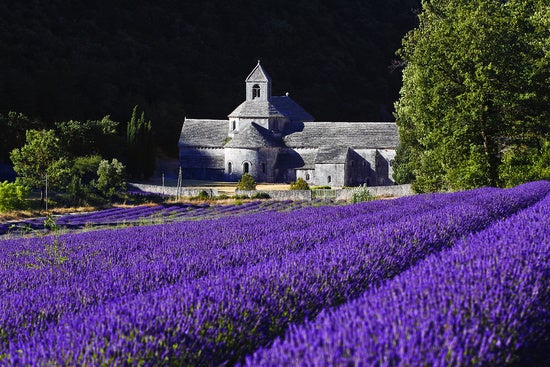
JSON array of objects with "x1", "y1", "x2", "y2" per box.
[
  {"x1": 231, "y1": 121, "x2": 236, "y2": 130},
  {"x1": 227, "y1": 162, "x2": 232, "y2": 174},
  {"x1": 327, "y1": 175, "x2": 332, "y2": 183},
  {"x1": 243, "y1": 162, "x2": 250, "y2": 174},
  {"x1": 252, "y1": 84, "x2": 261, "y2": 99},
  {"x1": 261, "y1": 162, "x2": 266, "y2": 173},
  {"x1": 305, "y1": 173, "x2": 310, "y2": 181}
]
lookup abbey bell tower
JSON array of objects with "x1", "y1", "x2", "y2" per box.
[{"x1": 245, "y1": 60, "x2": 271, "y2": 102}]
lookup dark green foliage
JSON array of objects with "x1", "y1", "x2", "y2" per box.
[
  {"x1": 55, "y1": 116, "x2": 120, "y2": 158},
  {"x1": 73, "y1": 155, "x2": 103, "y2": 184},
  {"x1": 394, "y1": 0, "x2": 549, "y2": 192},
  {"x1": 236, "y1": 173, "x2": 256, "y2": 191},
  {"x1": 251, "y1": 192, "x2": 270, "y2": 199},
  {"x1": 198, "y1": 190, "x2": 210, "y2": 200},
  {"x1": 0, "y1": 1, "x2": 420, "y2": 154},
  {"x1": 290, "y1": 178, "x2": 310, "y2": 190},
  {"x1": 0, "y1": 112, "x2": 43, "y2": 163},
  {"x1": 126, "y1": 106, "x2": 155, "y2": 180}
]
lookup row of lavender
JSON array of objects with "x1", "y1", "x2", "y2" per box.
[
  {"x1": 0, "y1": 192, "x2": 465, "y2": 343},
  {"x1": 1, "y1": 181, "x2": 549, "y2": 365},
  {"x1": 0, "y1": 200, "x2": 306, "y2": 236},
  {"x1": 243, "y1": 187, "x2": 550, "y2": 366}
]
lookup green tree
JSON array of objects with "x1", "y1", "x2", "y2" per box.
[
  {"x1": 126, "y1": 106, "x2": 155, "y2": 180},
  {"x1": 73, "y1": 155, "x2": 103, "y2": 184},
  {"x1": 55, "y1": 116, "x2": 119, "y2": 158},
  {"x1": 10, "y1": 129, "x2": 68, "y2": 206},
  {"x1": 394, "y1": 0, "x2": 549, "y2": 192},
  {"x1": 0, "y1": 181, "x2": 29, "y2": 211},
  {"x1": 96, "y1": 158, "x2": 126, "y2": 198},
  {"x1": 236, "y1": 173, "x2": 256, "y2": 190}
]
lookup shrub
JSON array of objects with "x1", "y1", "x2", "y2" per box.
[
  {"x1": 198, "y1": 190, "x2": 210, "y2": 200},
  {"x1": 236, "y1": 173, "x2": 256, "y2": 190},
  {"x1": 251, "y1": 192, "x2": 270, "y2": 199},
  {"x1": 96, "y1": 159, "x2": 126, "y2": 198},
  {"x1": 233, "y1": 194, "x2": 250, "y2": 200},
  {"x1": 0, "y1": 180, "x2": 29, "y2": 211},
  {"x1": 350, "y1": 184, "x2": 374, "y2": 203},
  {"x1": 290, "y1": 178, "x2": 310, "y2": 190}
]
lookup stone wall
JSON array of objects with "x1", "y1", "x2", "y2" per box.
[
  {"x1": 129, "y1": 183, "x2": 412, "y2": 201},
  {"x1": 237, "y1": 184, "x2": 412, "y2": 201},
  {"x1": 235, "y1": 189, "x2": 312, "y2": 200},
  {"x1": 335, "y1": 184, "x2": 412, "y2": 200},
  {"x1": 128, "y1": 183, "x2": 219, "y2": 198}
]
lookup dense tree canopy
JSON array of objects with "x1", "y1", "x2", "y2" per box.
[
  {"x1": 0, "y1": 0, "x2": 420, "y2": 154},
  {"x1": 394, "y1": 0, "x2": 549, "y2": 192}
]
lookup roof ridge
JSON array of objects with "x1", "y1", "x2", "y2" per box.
[{"x1": 245, "y1": 61, "x2": 271, "y2": 82}]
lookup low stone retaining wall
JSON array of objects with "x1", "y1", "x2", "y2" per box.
[
  {"x1": 236, "y1": 189, "x2": 312, "y2": 200},
  {"x1": 237, "y1": 184, "x2": 412, "y2": 201},
  {"x1": 129, "y1": 183, "x2": 412, "y2": 201},
  {"x1": 128, "y1": 183, "x2": 219, "y2": 198},
  {"x1": 336, "y1": 184, "x2": 412, "y2": 200}
]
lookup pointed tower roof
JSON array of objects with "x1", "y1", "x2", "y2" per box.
[{"x1": 245, "y1": 60, "x2": 272, "y2": 83}]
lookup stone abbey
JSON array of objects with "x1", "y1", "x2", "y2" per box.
[{"x1": 178, "y1": 62, "x2": 399, "y2": 187}]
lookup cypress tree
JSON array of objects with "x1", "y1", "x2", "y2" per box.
[{"x1": 126, "y1": 106, "x2": 155, "y2": 179}]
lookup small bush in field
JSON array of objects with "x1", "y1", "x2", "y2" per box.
[
  {"x1": 290, "y1": 178, "x2": 310, "y2": 190},
  {"x1": 351, "y1": 184, "x2": 374, "y2": 203},
  {"x1": 237, "y1": 173, "x2": 256, "y2": 190},
  {"x1": 198, "y1": 190, "x2": 210, "y2": 200}
]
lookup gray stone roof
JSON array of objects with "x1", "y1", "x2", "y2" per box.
[
  {"x1": 284, "y1": 121, "x2": 399, "y2": 149},
  {"x1": 228, "y1": 100, "x2": 285, "y2": 119},
  {"x1": 315, "y1": 146, "x2": 350, "y2": 164},
  {"x1": 246, "y1": 62, "x2": 271, "y2": 82},
  {"x1": 228, "y1": 95, "x2": 314, "y2": 121},
  {"x1": 271, "y1": 96, "x2": 314, "y2": 122},
  {"x1": 225, "y1": 122, "x2": 283, "y2": 149},
  {"x1": 179, "y1": 119, "x2": 228, "y2": 148}
]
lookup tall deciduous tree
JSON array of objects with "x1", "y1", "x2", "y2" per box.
[
  {"x1": 394, "y1": 0, "x2": 549, "y2": 192},
  {"x1": 9, "y1": 129, "x2": 71, "y2": 206},
  {"x1": 126, "y1": 106, "x2": 155, "y2": 180}
]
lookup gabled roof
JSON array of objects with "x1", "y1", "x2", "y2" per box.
[
  {"x1": 315, "y1": 146, "x2": 350, "y2": 164},
  {"x1": 271, "y1": 96, "x2": 314, "y2": 122},
  {"x1": 228, "y1": 95, "x2": 313, "y2": 122},
  {"x1": 225, "y1": 122, "x2": 283, "y2": 149},
  {"x1": 284, "y1": 121, "x2": 399, "y2": 149},
  {"x1": 246, "y1": 61, "x2": 271, "y2": 83},
  {"x1": 178, "y1": 119, "x2": 228, "y2": 148}
]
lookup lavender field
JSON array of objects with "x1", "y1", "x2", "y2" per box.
[
  {"x1": 0, "y1": 200, "x2": 315, "y2": 237},
  {"x1": 1, "y1": 181, "x2": 549, "y2": 366}
]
